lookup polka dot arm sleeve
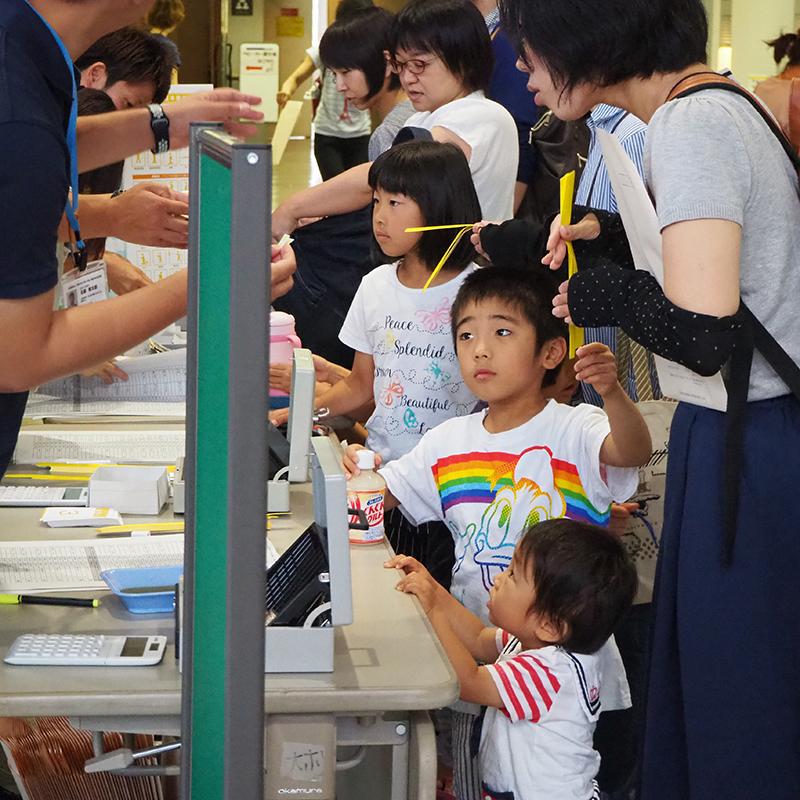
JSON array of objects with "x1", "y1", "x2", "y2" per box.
[
  {"x1": 480, "y1": 207, "x2": 634, "y2": 273},
  {"x1": 480, "y1": 218, "x2": 548, "y2": 269},
  {"x1": 572, "y1": 207, "x2": 635, "y2": 271},
  {"x1": 569, "y1": 264, "x2": 741, "y2": 376}
]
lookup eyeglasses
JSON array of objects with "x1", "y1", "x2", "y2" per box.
[{"x1": 387, "y1": 55, "x2": 439, "y2": 75}]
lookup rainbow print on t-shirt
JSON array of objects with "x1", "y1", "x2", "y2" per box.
[
  {"x1": 433, "y1": 446, "x2": 608, "y2": 525},
  {"x1": 550, "y1": 457, "x2": 608, "y2": 525}
]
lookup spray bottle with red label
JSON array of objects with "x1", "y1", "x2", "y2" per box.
[{"x1": 347, "y1": 450, "x2": 386, "y2": 544}]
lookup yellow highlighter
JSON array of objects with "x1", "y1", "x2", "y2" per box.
[{"x1": 559, "y1": 171, "x2": 584, "y2": 358}]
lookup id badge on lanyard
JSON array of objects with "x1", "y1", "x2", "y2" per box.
[{"x1": 61, "y1": 260, "x2": 109, "y2": 308}]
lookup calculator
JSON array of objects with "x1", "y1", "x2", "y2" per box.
[
  {"x1": 4, "y1": 634, "x2": 167, "y2": 666},
  {"x1": 0, "y1": 486, "x2": 89, "y2": 507}
]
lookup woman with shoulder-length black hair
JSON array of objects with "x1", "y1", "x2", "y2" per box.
[
  {"x1": 498, "y1": 0, "x2": 800, "y2": 798},
  {"x1": 319, "y1": 7, "x2": 414, "y2": 160}
]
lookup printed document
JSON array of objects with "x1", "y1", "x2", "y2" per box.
[
  {"x1": 13, "y1": 430, "x2": 185, "y2": 465},
  {"x1": 596, "y1": 129, "x2": 728, "y2": 411},
  {"x1": 0, "y1": 535, "x2": 184, "y2": 592}
]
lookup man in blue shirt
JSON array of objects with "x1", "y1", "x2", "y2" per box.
[{"x1": 0, "y1": 0, "x2": 282, "y2": 475}]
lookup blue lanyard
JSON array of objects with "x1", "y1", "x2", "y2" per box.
[{"x1": 25, "y1": 2, "x2": 86, "y2": 265}]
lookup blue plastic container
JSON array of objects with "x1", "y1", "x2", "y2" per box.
[{"x1": 101, "y1": 565, "x2": 183, "y2": 613}]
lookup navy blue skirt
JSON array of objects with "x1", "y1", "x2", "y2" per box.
[{"x1": 640, "y1": 397, "x2": 800, "y2": 799}]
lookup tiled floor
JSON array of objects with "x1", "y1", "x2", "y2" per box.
[{"x1": 272, "y1": 136, "x2": 320, "y2": 209}]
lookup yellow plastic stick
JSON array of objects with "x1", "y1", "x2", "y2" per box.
[
  {"x1": 405, "y1": 224, "x2": 475, "y2": 232},
  {"x1": 36, "y1": 464, "x2": 104, "y2": 475},
  {"x1": 559, "y1": 172, "x2": 584, "y2": 358},
  {"x1": 95, "y1": 522, "x2": 185, "y2": 533},
  {"x1": 422, "y1": 226, "x2": 472, "y2": 292}
]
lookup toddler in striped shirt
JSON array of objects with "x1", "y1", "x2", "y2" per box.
[{"x1": 387, "y1": 518, "x2": 637, "y2": 800}]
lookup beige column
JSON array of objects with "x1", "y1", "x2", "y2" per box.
[{"x1": 731, "y1": 0, "x2": 794, "y2": 87}]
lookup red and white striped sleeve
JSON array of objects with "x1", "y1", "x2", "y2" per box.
[
  {"x1": 484, "y1": 651, "x2": 563, "y2": 723},
  {"x1": 494, "y1": 628, "x2": 514, "y2": 655}
]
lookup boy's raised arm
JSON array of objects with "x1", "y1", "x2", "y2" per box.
[{"x1": 574, "y1": 342, "x2": 652, "y2": 467}]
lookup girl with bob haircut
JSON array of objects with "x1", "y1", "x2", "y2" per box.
[
  {"x1": 313, "y1": 139, "x2": 481, "y2": 586},
  {"x1": 366, "y1": 140, "x2": 479, "y2": 274},
  {"x1": 498, "y1": 0, "x2": 800, "y2": 797}
]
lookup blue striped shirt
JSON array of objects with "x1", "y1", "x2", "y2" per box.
[{"x1": 574, "y1": 105, "x2": 660, "y2": 404}]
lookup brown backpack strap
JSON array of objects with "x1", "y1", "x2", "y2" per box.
[
  {"x1": 788, "y1": 77, "x2": 800, "y2": 155},
  {"x1": 665, "y1": 71, "x2": 733, "y2": 102}
]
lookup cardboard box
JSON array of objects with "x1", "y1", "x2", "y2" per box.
[{"x1": 89, "y1": 466, "x2": 169, "y2": 515}]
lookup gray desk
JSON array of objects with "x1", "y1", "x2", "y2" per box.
[{"x1": 0, "y1": 475, "x2": 458, "y2": 800}]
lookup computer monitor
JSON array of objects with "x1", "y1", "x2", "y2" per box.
[{"x1": 268, "y1": 348, "x2": 315, "y2": 483}]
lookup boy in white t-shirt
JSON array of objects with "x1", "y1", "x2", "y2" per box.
[
  {"x1": 386, "y1": 518, "x2": 638, "y2": 799},
  {"x1": 344, "y1": 266, "x2": 650, "y2": 617},
  {"x1": 343, "y1": 266, "x2": 651, "y2": 800}
]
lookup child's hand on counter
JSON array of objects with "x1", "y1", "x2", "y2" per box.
[
  {"x1": 385, "y1": 554, "x2": 439, "y2": 612},
  {"x1": 384, "y1": 553, "x2": 428, "y2": 576}
]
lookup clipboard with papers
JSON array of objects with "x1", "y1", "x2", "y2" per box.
[{"x1": 596, "y1": 129, "x2": 728, "y2": 411}]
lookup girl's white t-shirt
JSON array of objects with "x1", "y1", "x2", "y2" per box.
[
  {"x1": 404, "y1": 91, "x2": 518, "y2": 220},
  {"x1": 339, "y1": 261, "x2": 478, "y2": 464}
]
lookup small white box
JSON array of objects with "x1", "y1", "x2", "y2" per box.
[{"x1": 89, "y1": 466, "x2": 169, "y2": 515}]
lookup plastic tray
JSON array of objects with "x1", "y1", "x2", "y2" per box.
[{"x1": 101, "y1": 566, "x2": 183, "y2": 614}]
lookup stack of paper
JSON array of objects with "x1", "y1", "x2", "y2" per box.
[
  {"x1": 13, "y1": 429, "x2": 185, "y2": 465},
  {"x1": 26, "y1": 350, "x2": 187, "y2": 419},
  {"x1": 0, "y1": 535, "x2": 184, "y2": 593}
]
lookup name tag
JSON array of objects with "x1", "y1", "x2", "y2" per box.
[{"x1": 61, "y1": 260, "x2": 109, "y2": 307}]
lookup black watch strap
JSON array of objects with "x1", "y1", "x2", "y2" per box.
[{"x1": 148, "y1": 104, "x2": 170, "y2": 154}]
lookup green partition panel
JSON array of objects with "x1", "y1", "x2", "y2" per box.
[{"x1": 182, "y1": 125, "x2": 271, "y2": 800}]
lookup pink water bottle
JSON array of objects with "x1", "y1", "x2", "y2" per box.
[{"x1": 270, "y1": 311, "x2": 302, "y2": 404}]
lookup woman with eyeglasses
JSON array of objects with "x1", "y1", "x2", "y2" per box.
[{"x1": 272, "y1": 0, "x2": 518, "y2": 235}]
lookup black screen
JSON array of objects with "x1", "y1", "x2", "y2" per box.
[{"x1": 121, "y1": 637, "x2": 148, "y2": 658}]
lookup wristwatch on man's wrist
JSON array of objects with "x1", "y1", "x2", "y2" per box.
[{"x1": 148, "y1": 104, "x2": 170, "y2": 154}]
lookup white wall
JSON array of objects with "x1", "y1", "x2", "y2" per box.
[
  {"x1": 731, "y1": 0, "x2": 794, "y2": 85},
  {"x1": 225, "y1": 0, "x2": 268, "y2": 81}
]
